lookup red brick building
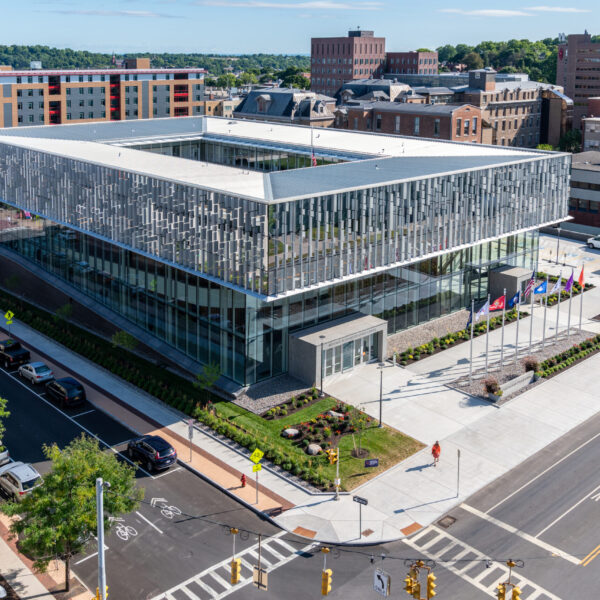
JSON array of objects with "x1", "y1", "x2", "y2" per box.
[
  {"x1": 334, "y1": 102, "x2": 482, "y2": 144},
  {"x1": 386, "y1": 51, "x2": 438, "y2": 75},
  {"x1": 311, "y1": 30, "x2": 386, "y2": 97}
]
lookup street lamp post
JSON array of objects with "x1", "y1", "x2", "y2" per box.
[
  {"x1": 378, "y1": 362, "x2": 385, "y2": 428},
  {"x1": 319, "y1": 335, "x2": 326, "y2": 397},
  {"x1": 555, "y1": 226, "x2": 561, "y2": 265}
]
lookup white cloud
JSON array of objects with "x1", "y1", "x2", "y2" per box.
[
  {"x1": 526, "y1": 5, "x2": 591, "y2": 12},
  {"x1": 45, "y1": 9, "x2": 182, "y2": 18},
  {"x1": 440, "y1": 8, "x2": 533, "y2": 17},
  {"x1": 196, "y1": 1, "x2": 383, "y2": 9}
]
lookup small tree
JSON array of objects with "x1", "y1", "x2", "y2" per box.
[
  {"x1": 1, "y1": 435, "x2": 143, "y2": 591},
  {"x1": 0, "y1": 396, "x2": 9, "y2": 451},
  {"x1": 349, "y1": 405, "x2": 368, "y2": 457},
  {"x1": 111, "y1": 330, "x2": 138, "y2": 351},
  {"x1": 194, "y1": 362, "x2": 220, "y2": 404},
  {"x1": 52, "y1": 302, "x2": 73, "y2": 323}
]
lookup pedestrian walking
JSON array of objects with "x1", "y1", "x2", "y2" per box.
[
  {"x1": 240, "y1": 474, "x2": 246, "y2": 488},
  {"x1": 431, "y1": 441, "x2": 441, "y2": 467}
]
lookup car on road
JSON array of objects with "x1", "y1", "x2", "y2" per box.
[
  {"x1": 127, "y1": 435, "x2": 177, "y2": 472},
  {"x1": 45, "y1": 377, "x2": 86, "y2": 407},
  {"x1": 0, "y1": 339, "x2": 31, "y2": 369},
  {"x1": 0, "y1": 461, "x2": 42, "y2": 501},
  {"x1": 587, "y1": 235, "x2": 600, "y2": 249},
  {"x1": 18, "y1": 361, "x2": 54, "y2": 385},
  {"x1": 0, "y1": 446, "x2": 9, "y2": 466}
]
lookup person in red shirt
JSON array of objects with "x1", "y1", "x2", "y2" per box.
[{"x1": 432, "y1": 441, "x2": 441, "y2": 467}]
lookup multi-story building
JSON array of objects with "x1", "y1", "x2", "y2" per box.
[
  {"x1": 0, "y1": 63, "x2": 206, "y2": 127},
  {"x1": 334, "y1": 102, "x2": 483, "y2": 144},
  {"x1": 386, "y1": 51, "x2": 438, "y2": 76},
  {"x1": 582, "y1": 97, "x2": 600, "y2": 151},
  {"x1": 568, "y1": 151, "x2": 600, "y2": 228},
  {"x1": 311, "y1": 30, "x2": 386, "y2": 97},
  {"x1": 556, "y1": 32, "x2": 600, "y2": 129},
  {"x1": 0, "y1": 117, "x2": 569, "y2": 388}
]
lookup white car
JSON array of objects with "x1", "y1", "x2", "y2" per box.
[
  {"x1": 587, "y1": 235, "x2": 600, "y2": 249},
  {"x1": 18, "y1": 362, "x2": 54, "y2": 384},
  {"x1": 0, "y1": 462, "x2": 43, "y2": 501}
]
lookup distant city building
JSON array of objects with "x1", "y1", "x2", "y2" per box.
[
  {"x1": 568, "y1": 151, "x2": 600, "y2": 228},
  {"x1": 556, "y1": 32, "x2": 600, "y2": 129},
  {"x1": 338, "y1": 79, "x2": 410, "y2": 103},
  {"x1": 582, "y1": 97, "x2": 600, "y2": 151},
  {"x1": 334, "y1": 102, "x2": 483, "y2": 143},
  {"x1": 311, "y1": 30, "x2": 386, "y2": 96},
  {"x1": 386, "y1": 51, "x2": 438, "y2": 76},
  {"x1": 234, "y1": 88, "x2": 336, "y2": 127},
  {"x1": 0, "y1": 63, "x2": 207, "y2": 127}
]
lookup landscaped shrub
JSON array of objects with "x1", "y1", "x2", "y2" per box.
[
  {"x1": 523, "y1": 356, "x2": 539, "y2": 372},
  {"x1": 483, "y1": 377, "x2": 500, "y2": 394}
]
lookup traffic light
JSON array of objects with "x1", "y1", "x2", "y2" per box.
[
  {"x1": 427, "y1": 572, "x2": 437, "y2": 598},
  {"x1": 321, "y1": 568, "x2": 332, "y2": 596},
  {"x1": 404, "y1": 575, "x2": 414, "y2": 594},
  {"x1": 326, "y1": 449, "x2": 338, "y2": 464},
  {"x1": 230, "y1": 558, "x2": 241, "y2": 584},
  {"x1": 412, "y1": 581, "x2": 421, "y2": 599},
  {"x1": 511, "y1": 586, "x2": 522, "y2": 600},
  {"x1": 496, "y1": 583, "x2": 506, "y2": 600}
]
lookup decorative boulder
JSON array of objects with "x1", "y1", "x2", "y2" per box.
[
  {"x1": 282, "y1": 428, "x2": 299, "y2": 438},
  {"x1": 326, "y1": 411, "x2": 344, "y2": 419},
  {"x1": 307, "y1": 443, "x2": 322, "y2": 455}
]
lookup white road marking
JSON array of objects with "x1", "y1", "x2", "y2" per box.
[
  {"x1": 534, "y1": 482, "x2": 600, "y2": 538},
  {"x1": 405, "y1": 525, "x2": 562, "y2": 599},
  {"x1": 0, "y1": 367, "x2": 155, "y2": 479},
  {"x1": 135, "y1": 510, "x2": 164, "y2": 535},
  {"x1": 461, "y1": 503, "x2": 580, "y2": 565},
  {"x1": 72, "y1": 409, "x2": 96, "y2": 418},
  {"x1": 486, "y1": 431, "x2": 600, "y2": 514},
  {"x1": 153, "y1": 467, "x2": 182, "y2": 479},
  {"x1": 111, "y1": 440, "x2": 131, "y2": 448}
]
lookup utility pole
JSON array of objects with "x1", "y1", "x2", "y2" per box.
[
  {"x1": 378, "y1": 363, "x2": 384, "y2": 428},
  {"x1": 96, "y1": 478, "x2": 109, "y2": 600}
]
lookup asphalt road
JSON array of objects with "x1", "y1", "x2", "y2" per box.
[{"x1": 2, "y1": 352, "x2": 600, "y2": 600}]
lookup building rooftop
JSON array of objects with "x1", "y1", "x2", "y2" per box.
[
  {"x1": 339, "y1": 101, "x2": 478, "y2": 117},
  {"x1": 572, "y1": 151, "x2": 600, "y2": 172},
  {"x1": 0, "y1": 116, "x2": 554, "y2": 203},
  {"x1": 0, "y1": 67, "x2": 207, "y2": 77}
]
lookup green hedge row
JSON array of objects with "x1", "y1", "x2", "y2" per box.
[{"x1": 537, "y1": 334, "x2": 600, "y2": 378}]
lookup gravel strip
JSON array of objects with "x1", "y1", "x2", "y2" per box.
[
  {"x1": 450, "y1": 329, "x2": 595, "y2": 401},
  {"x1": 233, "y1": 374, "x2": 312, "y2": 414}
]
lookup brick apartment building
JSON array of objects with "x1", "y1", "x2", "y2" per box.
[
  {"x1": 582, "y1": 97, "x2": 600, "y2": 151},
  {"x1": 334, "y1": 102, "x2": 482, "y2": 143},
  {"x1": 311, "y1": 30, "x2": 386, "y2": 96},
  {"x1": 0, "y1": 58, "x2": 207, "y2": 127},
  {"x1": 568, "y1": 151, "x2": 600, "y2": 228},
  {"x1": 556, "y1": 32, "x2": 600, "y2": 129},
  {"x1": 386, "y1": 51, "x2": 438, "y2": 75}
]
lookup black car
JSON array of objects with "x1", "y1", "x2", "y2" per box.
[
  {"x1": 45, "y1": 377, "x2": 86, "y2": 407},
  {"x1": 127, "y1": 436, "x2": 177, "y2": 472},
  {"x1": 0, "y1": 339, "x2": 31, "y2": 369}
]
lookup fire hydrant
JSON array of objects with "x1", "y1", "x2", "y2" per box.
[{"x1": 241, "y1": 474, "x2": 247, "y2": 488}]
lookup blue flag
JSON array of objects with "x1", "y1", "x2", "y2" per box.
[
  {"x1": 508, "y1": 291, "x2": 520, "y2": 308},
  {"x1": 534, "y1": 281, "x2": 547, "y2": 294},
  {"x1": 466, "y1": 310, "x2": 472, "y2": 329}
]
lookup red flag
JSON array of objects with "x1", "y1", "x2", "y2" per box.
[
  {"x1": 489, "y1": 295, "x2": 506, "y2": 311},
  {"x1": 578, "y1": 266, "x2": 585, "y2": 287}
]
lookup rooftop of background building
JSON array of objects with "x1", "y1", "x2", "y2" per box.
[{"x1": 572, "y1": 151, "x2": 600, "y2": 172}]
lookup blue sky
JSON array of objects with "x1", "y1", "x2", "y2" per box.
[{"x1": 3, "y1": 1, "x2": 599, "y2": 54}]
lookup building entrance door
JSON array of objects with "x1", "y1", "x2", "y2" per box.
[{"x1": 342, "y1": 341, "x2": 354, "y2": 372}]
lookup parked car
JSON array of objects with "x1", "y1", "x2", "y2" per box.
[
  {"x1": 0, "y1": 446, "x2": 9, "y2": 466},
  {"x1": 0, "y1": 462, "x2": 42, "y2": 501},
  {"x1": 18, "y1": 361, "x2": 54, "y2": 385},
  {"x1": 127, "y1": 435, "x2": 177, "y2": 472},
  {"x1": 45, "y1": 377, "x2": 86, "y2": 407},
  {"x1": 587, "y1": 235, "x2": 600, "y2": 249},
  {"x1": 0, "y1": 339, "x2": 31, "y2": 369}
]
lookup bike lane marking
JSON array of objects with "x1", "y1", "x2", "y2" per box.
[{"x1": 135, "y1": 510, "x2": 164, "y2": 535}]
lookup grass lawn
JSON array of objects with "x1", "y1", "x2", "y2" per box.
[{"x1": 214, "y1": 398, "x2": 423, "y2": 491}]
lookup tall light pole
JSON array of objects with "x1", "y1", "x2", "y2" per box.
[
  {"x1": 96, "y1": 478, "x2": 110, "y2": 600},
  {"x1": 378, "y1": 362, "x2": 385, "y2": 428},
  {"x1": 555, "y1": 226, "x2": 561, "y2": 265},
  {"x1": 319, "y1": 335, "x2": 326, "y2": 397}
]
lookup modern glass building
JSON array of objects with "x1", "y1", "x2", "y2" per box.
[{"x1": 0, "y1": 117, "x2": 570, "y2": 387}]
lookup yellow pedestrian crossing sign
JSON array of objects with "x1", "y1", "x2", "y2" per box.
[
  {"x1": 249, "y1": 448, "x2": 264, "y2": 464},
  {"x1": 252, "y1": 463, "x2": 262, "y2": 473},
  {"x1": 4, "y1": 310, "x2": 14, "y2": 325}
]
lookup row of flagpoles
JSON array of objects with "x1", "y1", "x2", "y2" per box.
[{"x1": 468, "y1": 266, "x2": 586, "y2": 382}]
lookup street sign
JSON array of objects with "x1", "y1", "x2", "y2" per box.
[
  {"x1": 4, "y1": 310, "x2": 14, "y2": 325},
  {"x1": 364, "y1": 458, "x2": 379, "y2": 468},
  {"x1": 250, "y1": 448, "x2": 264, "y2": 464},
  {"x1": 353, "y1": 495, "x2": 368, "y2": 506},
  {"x1": 252, "y1": 463, "x2": 262, "y2": 473},
  {"x1": 373, "y1": 568, "x2": 391, "y2": 597},
  {"x1": 253, "y1": 566, "x2": 268, "y2": 591}
]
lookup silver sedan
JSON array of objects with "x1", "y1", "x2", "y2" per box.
[{"x1": 18, "y1": 361, "x2": 54, "y2": 384}]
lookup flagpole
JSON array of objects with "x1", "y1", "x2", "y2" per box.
[
  {"x1": 579, "y1": 267, "x2": 584, "y2": 332},
  {"x1": 528, "y1": 283, "x2": 534, "y2": 355},
  {"x1": 567, "y1": 270, "x2": 574, "y2": 338},
  {"x1": 469, "y1": 298, "x2": 474, "y2": 383},
  {"x1": 515, "y1": 291, "x2": 521, "y2": 363},
  {"x1": 542, "y1": 274, "x2": 548, "y2": 351},
  {"x1": 555, "y1": 273, "x2": 562, "y2": 343},
  {"x1": 485, "y1": 293, "x2": 490, "y2": 376},
  {"x1": 500, "y1": 288, "x2": 506, "y2": 368}
]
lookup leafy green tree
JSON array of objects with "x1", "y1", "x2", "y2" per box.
[
  {"x1": 194, "y1": 362, "x2": 220, "y2": 403},
  {"x1": 111, "y1": 330, "x2": 138, "y2": 351},
  {"x1": 1, "y1": 435, "x2": 142, "y2": 591},
  {"x1": 216, "y1": 73, "x2": 238, "y2": 88},
  {"x1": 558, "y1": 129, "x2": 582, "y2": 153},
  {"x1": 204, "y1": 77, "x2": 217, "y2": 87},
  {"x1": 416, "y1": 48, "x2": 433, "y2": 53},
  {"x1": 237, "y1": 71, "x2": 258, "y2": 85},
  {"x1": 436, "y1": 44, "x2": 457, "y2": 63},
  {"x1": 349, "y1": 405, "x2": 368, "y2": 456},
  {"x1": 536, "y1": 143, "x2": 554, "y2": 151},
  {"x1": 0, "y1": 396, "x2": 9, "y2": 452},
  {"x1": 53, "y1": 302, "x2": 73, "y2": 323},
  {"x1": 463, "y1": 51, "x2": 484, "y2": 70}
]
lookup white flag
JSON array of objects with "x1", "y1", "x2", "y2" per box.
[
  {"x1": 550, "y1": 273, "x2": 562, "y2": 294},
  {"x1": 475, "y1": 300, "x2": 490, "y2": 323}
]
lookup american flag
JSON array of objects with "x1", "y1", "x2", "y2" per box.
[{"x1": 523, "y1": 271, "x2": 536, "y2": 298}]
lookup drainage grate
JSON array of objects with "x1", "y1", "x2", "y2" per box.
[{"x1": 437, "y1": 516, "x2": 456, "y2": 529}]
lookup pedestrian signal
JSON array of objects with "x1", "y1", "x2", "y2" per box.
[
  {"x1": 321, "y1": 568, "x2": 332, "y2": 595},
  {"x1": 426, "y1": 572, "x2": 437, "y2": 598},
  {"x1": 231, "y1": 558, "x2": 241, "y2": 584}
]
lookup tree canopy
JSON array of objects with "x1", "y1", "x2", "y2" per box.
[
  {"x1": 1, "y1": 435, "x2": 143, "y2": 591},
  {"x1": 0, "y1": 396, "x2": 9, "y2": 451}
]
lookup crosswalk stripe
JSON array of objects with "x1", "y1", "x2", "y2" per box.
[
  {"x1": 194, "y1": 578, "x2": 219, "y2": 597},
  {"x1": 209, "y1": 571, "x2": 232, "y2": 590},
  {"x1": 179, "y1": 587, "x2": 201, "y2": 600}
]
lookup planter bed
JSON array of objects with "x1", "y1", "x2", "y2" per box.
[
  {"x1": 537, "y1": 334, "x2": 600, "y2": 380},
  {"x1": 262, "y1": 387, "x2": 324, "y2": 420}
]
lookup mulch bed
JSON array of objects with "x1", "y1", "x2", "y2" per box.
[{"x1": 261, "y1": 388, "x2": 323, "y2": 420}]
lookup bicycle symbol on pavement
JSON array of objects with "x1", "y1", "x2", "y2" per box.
[
  {"x1": 150, "y1": 497, "x2": 182, "y2": 520},
  {"x1": 109, "y1": 517, "x2": 138, "y2": 541}
]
